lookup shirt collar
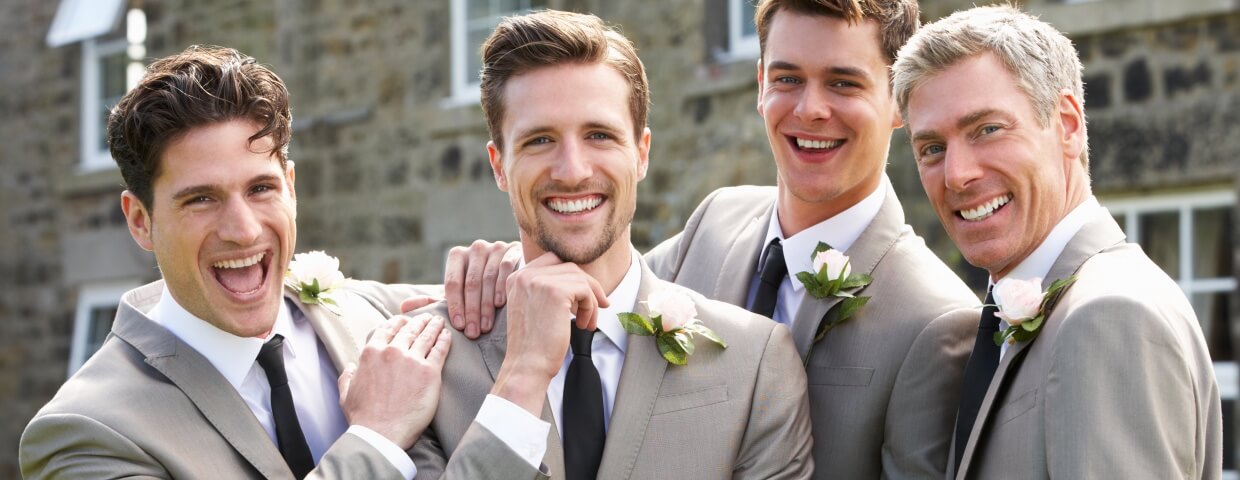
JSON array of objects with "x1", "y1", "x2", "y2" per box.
[
  {"x1": 761, "y1": 175, "x2": 888, "y2": 291},
  {"x1": 514, "y1": 249, "x2": 642, "y2": 353},
  {"x1": 149, "y1": 287, "x2": 295, "y2": 390},
  {"x1": 1000, "y1": 196, "x2": 1101, "y2": 283}
]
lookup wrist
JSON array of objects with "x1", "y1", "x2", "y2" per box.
[{"x1": 492, "y1": 369, "x2": 551, "y2": 417}]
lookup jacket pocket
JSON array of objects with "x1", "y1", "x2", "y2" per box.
[
  {"x1": 652, "y1": 385, "x2": 729, "y2": 415},
  {"x1": 996, "y1": 388, "x2": 1037, "y2": 425},
  {"x1": 806, "y1": 366, "x2": 874, "y2": 386}
]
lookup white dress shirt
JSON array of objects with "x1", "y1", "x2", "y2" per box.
[
  {"x1": 745, "y1": 175, "x2": 888, "y2": 327},
  {"x1": 149, "y1": 288, "x2": 416, "y2": 478},
  {"x1": 474, "y1": 249, "x2": 643, "y2": 469},
  {"x1": 994, "y1": 196, "x2": 1101, "y2": 358}
]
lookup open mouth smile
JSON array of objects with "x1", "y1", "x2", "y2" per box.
[
  {"x1": 791, "y1": 136, "x2": 845, "y2": 152},
  {"x1": 958, "y1": 194, "x2": 1013, "y2": 222},
  {"x1": 545, "y1": 195, "x2": 605, "y2": 215},
  {"x1": 211, "y1": 251, "x2": 271, "y2": 296}
]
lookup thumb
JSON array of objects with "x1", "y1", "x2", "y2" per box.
[
  {"x1": 400, "y1": 295, "x2": 440, "y2": 313},
  {"x1": 337, "y1": 363, "x2": 357, "y2": 403}
]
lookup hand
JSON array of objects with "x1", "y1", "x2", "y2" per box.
[
  {"x1": 443, "y1": 240, "x2": 523, "y2": 339},
  {"x1": 399, "y1": 294, "x2": 441, "y2": 314},
  {"x1": 491, "y1": 252, "x2": 609, "y2": 416},
  {"x1": 338, "y1": 313, "x2": 452, "y2": 449}
]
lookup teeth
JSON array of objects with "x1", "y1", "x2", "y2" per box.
[
  {"x1": 547, "y1": 196, "x2": 603, "y2": 214},
  {"x1": 795, "y1": 137, "x2": 844, "y2": 150},
  {"x1": 212, "y1": 252, "x2": 265, "y2": 269},
  {"x1": 959, "y1": 194, "x2": 1012, "y2": 221}
]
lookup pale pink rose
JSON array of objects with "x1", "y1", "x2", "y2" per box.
[
  {"x1": 288, "y1": 251, "x2": 345, "y2": 291},
  {"x1": 647, "y1": 290, "x2": 698, "y2": 331},
  {"x1": 993, "y1": 277, "x2": 1044, "y2": 326},
  {"x1": 812, "y1": 249, "x2": 852, "y2": 280}
]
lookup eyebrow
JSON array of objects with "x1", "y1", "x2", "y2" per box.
[
  {"x1": 910, "y1": 108, "x2": 1006, "y2": 144},
  {"x1": 766, "y1": 61, "x2": 871, "y2": 80},
  {"x1": 169, "y1": 173, "x2": 282, "y2": 202}
]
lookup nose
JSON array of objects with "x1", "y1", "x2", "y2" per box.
[
  {"x1": 550, "y1": 137, "x2": 594, "y2": 186},
  {"x1": 943, "y1": 145, "x2": 984, "y2": 192},
  {"x1": 216, "y1": 196, "x2": 263, "y2": 246},
  {"x1": 793, "y1": 86, "x2": 832, "y2": 123}
]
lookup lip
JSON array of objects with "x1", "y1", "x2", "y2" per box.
[
  {"x1": 542, "y1": 193, "x2": 607, "y2": 221},
  {"x1": 207, "y1": 248, "x2": 274, "y2": 303},
  {"x1": 783, "y1": 134, "x2": 846, "y2": 164}
]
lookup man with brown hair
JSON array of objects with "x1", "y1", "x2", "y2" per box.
[
  {"x1": 20, "y1": 45, "x2": 449, "y2": 479},
  {"x1": 409, "y1": 10, "x2": 812, "y2": 479},
  {"x1": 443, "y1": 1, "x2": 977, "y2": 477}
]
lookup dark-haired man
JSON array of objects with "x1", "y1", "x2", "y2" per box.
[{"x1": 20, "y1": 45, "x2": 448, "y2": 480}]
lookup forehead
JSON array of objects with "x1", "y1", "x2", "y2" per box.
[
  {"x1": 764, "y1": 11, "x2": 887, "y2": 70},
  {"x1": 154, "y1": 121, "x2": 283, "y2": 192},
  {"x1": 499, "y1": 62, "x2": 634, "y2": 139},
  {"x1": 907, "y1": 53, "x2": 1033, "y2": 133}
]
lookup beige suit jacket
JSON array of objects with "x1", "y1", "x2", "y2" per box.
[
  {"x1": 20, "y1": 280, "x2": 431, "y2": 480},
  {"x1": 949, "y1": 211, "x2": 1222, "y2": 479},
  {"x1": 399, "y1": 258, "x2": 814, "y2": 479},
  {"x1": 646, "y1": 186, "x2": 978, "y2": 479}
]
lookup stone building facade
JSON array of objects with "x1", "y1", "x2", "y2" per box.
[{"x1": 1, "y1": 0, "x2": 1236, "y2": 476}]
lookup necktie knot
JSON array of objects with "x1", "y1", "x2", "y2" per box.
[
  {"x1": 760, "y1": 239, "x2": 788, "y2": 286},
  {"x1": 256, "y1": 334, "x2": 288, "y2": 388},
  {"x1": 570, "y1": 325, "x2": 595, "y2": 357}
]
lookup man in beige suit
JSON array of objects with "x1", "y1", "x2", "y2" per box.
[
  {"x1": 442, "y1": 2, "x2": 976, "y2": 477},
  {"x1": 20, "y1": 46, "x2": 449, "y2": 479},
  {"x1": 409, "y1": 10, "x2": 813, "y2": 479},
  {"x1": 893, "y1": 6, "x2": 1222, "y2": 478}
]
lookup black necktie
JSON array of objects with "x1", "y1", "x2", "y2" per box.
[
  {"x1": 750, "y1": 238, "x2": 787, "y2": 318},
  {"x1": 256, "y1": 335, "x2": 315, "y2": 479},
  {"x1": 562, "y1": 325, "x2": 605, "y2": 480},
  {"x1": 953, "y1": 289, "x2": 1001, "y2": 472}
]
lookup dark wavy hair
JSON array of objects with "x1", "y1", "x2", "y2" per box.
[{"x1": 107, "y1": 45, "x2": 291, "y2": 208}]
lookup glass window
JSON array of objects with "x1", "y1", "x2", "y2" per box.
[
  {"x1": 451, "y1": 0, "x2": 548, "y2": 102},
  {"x1": 69, "y1": 281, "x2": 138, "y2": 376},
  {"x1": 1194, "y1": 207, "x2": 1234, "y2": 279},
  {"x1": 1139, "y1": 210, "x2": 1180, "y2": 280},
  {"x1": 728, "y1": 0, "x2": 759, "y2": 58},
  {"x1": 79, "y1": 7, "x2": 146, "y2": 171}
]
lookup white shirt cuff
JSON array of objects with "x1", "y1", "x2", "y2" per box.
[
  {"x1": 346, "y1": 425, "x2": 418, "y2": 479},
  {"x1": 475, "y1": 394, "x2": 550, "y2": 469}
]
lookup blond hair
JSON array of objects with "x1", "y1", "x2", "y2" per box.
[{"x1": 891, "y1": 5, "x2": 1088, "y2": 166}]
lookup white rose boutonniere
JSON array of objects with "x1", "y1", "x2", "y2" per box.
[
  {"x1": 285, "y1": 251, "x2": 347, "y2": 313},
  {"x1": 618, "y1": 290, "x2": 726, "y2": 365},
  {"x1": 795, "y1": 243, "x2": 872, "y2": 347},
  {"x1": 992, "y1": 275, "x2": 1078, "y2": 346}
]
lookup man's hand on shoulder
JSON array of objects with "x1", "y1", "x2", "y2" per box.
[
  {"x1": 338, "y1": 313, "x2": 452, "y2": 449},
  {"x1": 416, "y1": 239, "x2": 522, "y2": 340}
]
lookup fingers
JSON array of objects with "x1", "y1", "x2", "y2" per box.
[
  {"x1": 392, "y1": 314, "x2": 432, "y2": 351},
  {"x1": 493, "y1": 243, "x2": 523, "y2": 309},
  {"x1": 368, "y1": 315, "x2": 409, "y2": 346},
  {"x1": 443, "y1": 246, "x2": 469, "y2": 332},
  {"x1": 399, "y1": 295, "x2": 440, "y2": 314},
  {"x1": 462, "y1": 241, "x2": 491, "y2": 339},
  {"x1": 478, "y1": 251, "x2": 500, "y2": 337},
  {"x1": 427, "y1": 328, "x2": 452, "y2": 367},
  {"x1": 337, "y1": 363, "x2": 357, "y2": 405},
  {"x1": 411, "y1": 316, "x2": 447, "y2": 359}
]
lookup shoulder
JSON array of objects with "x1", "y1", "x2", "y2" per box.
[
  {"x1": 692, "y1": 186, "x2": 776, "y2": 219},
  {"x1": 28, "y1": 337, "x2": 164, "y2": 430}
]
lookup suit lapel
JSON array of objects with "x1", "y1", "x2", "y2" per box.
[
  {"x1": 288, "y1": 287, "x2": 374, "y2": 373},
  {"x1": 114, "y1": 284, "x2": 290, "y2": 480},
  {"x1": 712, "y1": 200, "x2": 772, "y2": 307},
  {"x1": 956, "y1": 209, "x2": 1126, "y2": 478},
  {"x1": 790, "y1": 188, "x2": 905, "y2": 358},
  {"x1": 598, "y1": 261, "x2": 668, "y2": 479}
]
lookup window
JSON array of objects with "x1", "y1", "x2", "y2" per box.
[
  {"x1": 728, "y1": 0, "x2": 758, "y2": 59},
  {"x1": 79, "y1": 7, "x2": 147, "y2": 171},
  {"x1": 448, "y1": 0, "x2": 547, "y2": 105},
  {"x1": 68, "y1": 280, "x2": 139, "y2": 376}
]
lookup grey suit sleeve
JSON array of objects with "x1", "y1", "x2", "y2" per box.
[
  {"x1": 734, "y1": 322, "x2": 814, "y2": 480},
  {"x1": 348, "y1": 281, "x2": 446, "y2": 317},
  {"x1": 20, "y1": 413, "x2": 166, "y2": 480},
  {"x1": 309, "y1": 432, "x2": 404, "y2": 480},
  {"x1": 1045, "y1": 297, "x2": 1202, "y2": 478},
  {"x1": 882, "y1": 307, "x2": 975, "y2": 479},
  {"x1": 412, "y1": 422, "x2": 545, "y2": 480}
]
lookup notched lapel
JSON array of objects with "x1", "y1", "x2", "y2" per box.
[
  {"x1": 713, "y1": 202, "x2": 771, "y2": 307},
  {"x1": 598, "y1": 264, "x2": 669, "y2": 479},
  {"x1": 289, "y1": 287, "x2": 372, "y2": 373}
]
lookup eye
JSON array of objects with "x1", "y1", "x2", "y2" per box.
[
  {"x1": 773, "y1": 75, "x2": 802, "y2": 85},
  {"x1": 830, "y1": 80, "x2": 860, "y2": 89},
  {"x1": 250, "y1": 184, "x2": 277, "y2": 196},
  {"x1": 980, "y1": 124, "x2": 1001, "y2": 135},
  {"x1": 526, "y1": 136, "x2": 552, "y2": 146},
  {"x1": 587, "y1": 132, "x2": 613, "y2": 141},
  {"x1": 917, "y1": 144, "x2": 946, "y2": 164}
]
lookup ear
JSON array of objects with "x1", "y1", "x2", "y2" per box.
[
  {"x1": 121, "y1": 191, "x2": 155, "y2": 252},
  {"x1": 487, "y1": 140, "x2": 508, "y2": 191},
  {"x1": 284, "y1": 160, "x2": 297, "y2": 201},
  {"x1": 636, "y1": 127, "x2": 652, "y2": 181},
  {"x1": 756, "y1": 59, "x2": 766, "y2": 117},
  {"x1": 1057, "y1": 88, "x2": 1086, "y2": 162},
  {"x1": 889, "y1": 88, "x2": 904, "y2": 130}
]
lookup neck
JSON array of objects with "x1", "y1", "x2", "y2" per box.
[
  {"x1": 775, "y1": 176, "x2": 880, "y2": 237},
  {"x1": 520, "y1": 229, "x2": 634, "y2": 296}
]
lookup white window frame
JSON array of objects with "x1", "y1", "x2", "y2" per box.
[
  {"x1": 68, "y1": 280, "x2": 140, "y2": 377},
  {"x1": 79, "y1": 36, "x2": 129, "y2": 172},
  {"x1": 727, "y1": 0, "x2": 759, "y2": 60},
  {"x1": 445, "y1": 0, "x2": 545, "y2": 108}
]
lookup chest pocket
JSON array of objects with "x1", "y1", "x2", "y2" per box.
[{"x1": 652, "y1": 385, "x2": 729, "y2": 415}]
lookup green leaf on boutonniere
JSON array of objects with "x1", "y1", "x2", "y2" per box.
[
  {"x1": 688, "y1": 323, "x2": 727, "y2": 348},
  {"x1": 619, "y1": 312, "x2": 655, "y2": 336},
  {"x1": 656, "y1": 334, "x2": 688, "y2": 365},
  {"x1": 992, "y1": 275, "x2": 1078, "y2": 346},
  {"x1": 839, "y1": 273, "x2": 873, "y2": 290}
]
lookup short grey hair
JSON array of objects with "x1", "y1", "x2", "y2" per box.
[{"x1": 891, "y1": 5, "x2": 1088, "y2": 166}]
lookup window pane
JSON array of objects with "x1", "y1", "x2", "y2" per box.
[
  {"x1": 462, "y1": 0, "x2": 547, "y2": 85},
  {"x1": 1139, "y1": 211, "x2": 1180, "y2": 280},
  {"x1": 98, "y1": 50, "x2": 127, "y2": 152},
  {"x1": 86, "y1": 305, "x2": 117, "y2": 359},
  {"x1": 1192, "y1": 291, "x2": 1234, "y2": 361},
  {"x1": 468, "y1": 0, "x2": 492, "y2": 20},
  {"x1": 1113, "y1": 213, "x2": 1127, "y2": 235},
  {"x1": 1194, "y1": 207, "x2": 1234, "y2": 278},
  {"x1": 740, "y1": 0, "x2": 756, "y2": 37},
  {"x1": 466, "y1": 26, "x2": 491, "y2": 85}
]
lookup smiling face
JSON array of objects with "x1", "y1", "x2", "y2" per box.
[
  {"x1": 757, "y1": 11, "x2": 903, "y2": 233},
  {"x1": 487, "y1": 62, "x2": 650, "y2": 267},
  {"x1": 907, "y1": 52, "x2": 1087, "y2": 279},
  {"x1": 122, "y1": 119, "x2": 297, "y2": 337}
]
